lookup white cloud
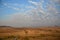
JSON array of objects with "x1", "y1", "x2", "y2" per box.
[
  {"x1": 11, "y1": 7, "x2": 20, "y2": 10},
  {"x1": 13, "y1": 3, "x2": 21, "y2": 6},
  {"x1": 0, "y1": 0, "x2": 60, "y2": 27},
  {"x1": 26, "y1": 6, "x2": 35, "y2": 9},
  {"x1": 0, "y1": 13, "x2": 33, "y2": 27},
  {"x1": 52, "y1": 0, "x2": 60, "y2": 3},
  {"x1": 3, "y1": 3, "x2": 21, "y2": 10},
  {"x1": 28, "y1": 0, "x2": 38, "y2": 6}
]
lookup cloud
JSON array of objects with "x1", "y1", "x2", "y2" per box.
[
  {"x1": 13, "y1": 3, "x2": 21, "y2": 6},
  {"x1": 0, "y1": 13, "x2": 33, "y2": 27},
  {"x1": 0, "y1": 0, "x2": 60, "y2": 27},
  {"x1": 11, "y1": 7, "x2": 20, "y2": 10},
  {"x1": 27, "y1": 0, "x2": 60, "y2": 26},
  {"x1": 52, "y1": 0, "x2": 60, "y2": 3},
  {"x1": 3, "y1": 3, "x2": 21, "y2": 10},
  {"x1": 28, "y1": 0, "x2": 38, "y2": 6},
  {"x1": 25, "y1": 6, "x2": 36, "y2": 10}
]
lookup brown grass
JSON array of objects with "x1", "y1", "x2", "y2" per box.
[{"x1": 0, "y1": 26, "x2": 60, "y2": 40}]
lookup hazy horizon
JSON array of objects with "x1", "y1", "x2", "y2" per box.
[{"x1": 0, "y1": 0, "x2": 60, "y2": 27}]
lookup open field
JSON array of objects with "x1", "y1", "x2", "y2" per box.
[{"x1": 0, "y1": 26, "x2": 60, "y2": 40}]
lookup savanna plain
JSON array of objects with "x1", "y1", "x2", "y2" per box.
[{"x1": 0, "y1": 26, "x2": 60, "y2": 40}]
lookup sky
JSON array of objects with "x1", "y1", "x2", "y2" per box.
[{"x1": 0, "y1": 0, "x2": 60, "y2": 27}]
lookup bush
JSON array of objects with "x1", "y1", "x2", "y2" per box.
[
  {"x1": 24, "y1": 36, "x2": 29, "y2": 40},
  {"x1": 0, "y1": 38, "x2": 3, "y2": 40}
]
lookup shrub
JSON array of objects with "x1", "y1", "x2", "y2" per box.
[{"x1": 24, "y1": 36, "x2": 29, "y2": 40}]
